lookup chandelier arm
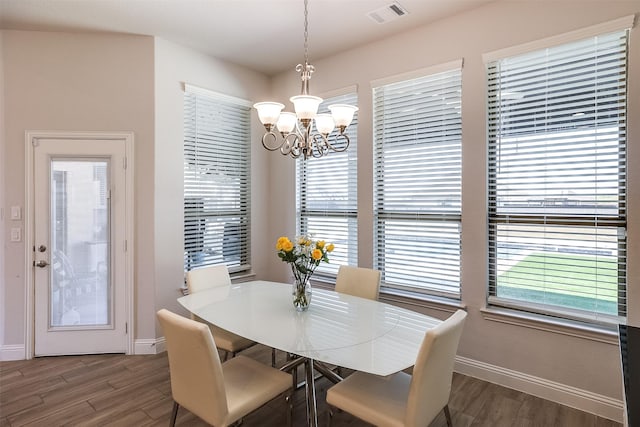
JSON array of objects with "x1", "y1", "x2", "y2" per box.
[
  {"x1": 281, "y1": 133, "x2": 302, "y2": 158},
  {"x1": 310, "y1": 133, "x2": 329, "y2": 158},
  {"x1": 325, "y1": 132, "x2": 350, "y2": 153},
  {"x1": 261, "y1": 131, "x2": 284, "y2": 151}
]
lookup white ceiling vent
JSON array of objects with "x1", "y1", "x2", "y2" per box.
[{"x1": 367, "y1": 2, "x2": 409, "y2": 24}]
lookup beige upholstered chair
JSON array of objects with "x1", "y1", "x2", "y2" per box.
[
  {"x1": 326, "y1": 309, "x2": 467, "y2": 427},
  {"x1": 157, "y1": 309, "x2": 293, "y2": 427},
  {"x1": 322, "y1": 265, "x2": 381, "y2": 379},
  {"x1": 334, "y1": 265, "x2": 381, "y2": 301},
  {"x1": 186, "y1": 265, "x2": 256, "y2": 361}
]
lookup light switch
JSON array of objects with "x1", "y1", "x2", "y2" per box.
[
  {"x1": 11, "y1": 206, "x2": 21, "y2": 220},
  {"x1": 11, "y1": 227, "x2": 22, "y2": 242}
]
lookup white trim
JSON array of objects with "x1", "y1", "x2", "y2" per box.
[
  {"x1": 455, "y1": 355, "x2": 624, "y2": 423},
  {"x1": 318, "y1": 85, "x2": 359, "y2": 100},
  {"x1": 24, "y1": 130, "x2": 135, "y2": 359},
  {"x1": 24, "y1": 133, "x2": 34, "y2": 359},
  {"x1": 481, "y1": 307, "x2": 619, "y2": 345},
  {"x1": 483, "y1": 14, "x2": 636, "y2": 63},
  {"x1": 134, "y1": 337, "x2": 165, "y2": 355},
  {"x1": 0, "y1": 344, "x2": 26, "y2": 361},
  {"x1": 124, "y1": 133, "x2": 135, "y2": 356},
  {"x1": 371, "y1": 58, "x2": 463, "y2": 88},
  {"x1": 182, "y1": 83, "x2": 252, "y2": 108}
]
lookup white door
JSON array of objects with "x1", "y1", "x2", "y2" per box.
[{"x1": 33, "y1": 137, "x2": 128, "y2": 356}]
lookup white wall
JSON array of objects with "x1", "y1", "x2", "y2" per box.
[
  {"x1": 152, "y1": 38, "x2": 271, "y2": 335},
  {"x1": 1, "y1": 30, "x2": 155, "y2": 349},
  {"x1": 267, "y1": 0, "x2": 639, "y2": 418}
]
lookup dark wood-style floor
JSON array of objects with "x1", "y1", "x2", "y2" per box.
[{"x1": 0, "y1": 344, "x2": 621, "y2": 427}]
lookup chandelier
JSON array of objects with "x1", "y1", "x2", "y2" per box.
[{"x1": 253, "y1": 0, "x2": 358, "y2": 160}]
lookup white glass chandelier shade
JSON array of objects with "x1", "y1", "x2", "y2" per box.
[
  {"x1": 254, "y1": 102, "x2": 284, "y2": 126},
  {"x1": 290, "y1": 95, "x2": 323, "y2": 121},
  {"x1": 276, "y1": 112, "x2": 298, "y2": 134},
  {"x1": 329, "y1": 104, "x2": 358, "y2": 128},
  {"x1": 314, "y1": 113, "x2": 335, "y2": 135}
]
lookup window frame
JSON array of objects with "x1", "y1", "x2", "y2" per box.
[
  {"x1": 183, "y1": 84, "x2": 252, "y2": 275},
  {"x1": 485, "y1": 21, "x2": 632, "y2": 325},
  {"x1": 372, "y1": 60, "x2": 463, "y2": 299}
]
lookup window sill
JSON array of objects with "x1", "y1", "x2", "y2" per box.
[
  {"x1": 311, "y1": 277, "x2": 464, "y2": 315},
  {"x1": 231, "y1": 272, "x2": 257, "y2": 283},
  {"x1": 380, "y1": 289, "x2": 465, "y2": 315},
  {"x1": 480, "y1": 307, "x2": 619, "y2": 345}
]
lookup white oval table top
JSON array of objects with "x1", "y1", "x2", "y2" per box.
[{"x1": 178, "y1": 280, "x2": 441, "y2": 376}]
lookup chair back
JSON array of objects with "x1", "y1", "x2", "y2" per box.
[
  {"x1": 405, "y1": 309, "x2": 467, "y2": 426},
  {"x1": 157, "y1": 309, "x2": 229, "y2": 426},
  {"x1": 186, "y1": 264, "x2": 231, "y2": 294},
  {"x1": 335, "y1": 265, "x2": 381, "y2": 300}
]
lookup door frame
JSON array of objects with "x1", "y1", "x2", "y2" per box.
[{"x1": 24, "y1": 130, "x2": 135, "y2": 359}]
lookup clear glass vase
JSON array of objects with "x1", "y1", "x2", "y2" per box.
[{"x1": 292, "y1": 279, "x2": 312, "y2": 311}]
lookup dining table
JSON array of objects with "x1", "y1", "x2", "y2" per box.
[{"x1": 177, "y1": 280, "x2": 442, "y2": 427}]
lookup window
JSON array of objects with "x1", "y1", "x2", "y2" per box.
[
  {"x1": 487, "y1": 25, "x2": 630, "y2": 324},
  {"x1": 296, "y1": 92, "x2": 358, "y2": 277},
  {"x1": 373, "y1": 62, "x2": 462, "y2": 298},
  {"x1": 183, "y1": 85, "x2": 251, "y2": 274}
]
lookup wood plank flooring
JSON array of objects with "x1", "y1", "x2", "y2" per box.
[{"x1": 0, "y1": 344, "x2": 621, "y2": 427}]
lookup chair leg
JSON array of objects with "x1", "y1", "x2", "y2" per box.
[
  {"x1": 291, "y1": 359, "x2": 298, "y2": 390},
  {"x1": 285, "y1": 393, "x2": 293, "y2": 427},
  {"x1": 223, "y1": 350, "x2": 230, "y2": 362},
  {"x1": 444, "y1": 404, "x2": 453, "y2": 427},
  {"x1": 272, "y1": 348, "x2": 277, "y2": 367},
  {"x1": 170, "y1": 401, "x2": 179, "y2": 427}
]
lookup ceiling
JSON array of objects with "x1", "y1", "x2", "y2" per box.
[{"x1": 0, "y1": 0, "x2": 495, "y2": 75}]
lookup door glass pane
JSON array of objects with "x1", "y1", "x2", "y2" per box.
[{"x1": 50, "y1": 160, "x2": 110, "y2": 327}]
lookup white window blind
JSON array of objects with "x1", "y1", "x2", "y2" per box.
[
  {"x1": 373, "y1": 66, "x2": 462, "y2": 297},
  {"x1": 296, "y1": 92, "x2": 358, "y2": 277},
  {"x1": 487, "y1": 29, "x2": 629, "y2": 324},
  {"x1": 184, "y1": 87, "x2": 251, "y2": 274}
]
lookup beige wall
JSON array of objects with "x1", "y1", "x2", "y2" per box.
[
  {"x1": 1, "y1": 30, "x2": 155, "y2": 345},
  {"x1": 267, "y1": 0, "x2": 639, "y2": 404},
  {"x1": 152, "y1": 38, "x2": 271, "y2": 336},
  {"x1": 0, "y1": 31, "x2": 5, "y2": 347}
]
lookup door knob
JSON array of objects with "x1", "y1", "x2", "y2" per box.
[
  {"x1": 38, "y1": 245, "x2": 47, "y2": 252},
  {"x1": 35, "y1": 260, "x2": 49, "y2": 268}
]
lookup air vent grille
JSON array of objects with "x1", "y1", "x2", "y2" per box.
[{"x1": 367, "y1": 1, "x2": 409, "y2": 24}]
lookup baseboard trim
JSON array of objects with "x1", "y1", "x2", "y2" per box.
[
  {"x1": 134, "y1": 337, "x2": 165, "y2": 355},
  {"x1": 0, "y1": 344, "x2": 26, "y2": 361},
  {"x1": 455, "y1": 355, "x2": 623, "y2": 423},
  {"x1": 1, "y1": 340, "x2": 167, "y2": 359}
]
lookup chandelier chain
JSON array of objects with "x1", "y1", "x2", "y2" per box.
[{"x1": 303, "y1": 0, "x2": 309, "y2": 64}]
